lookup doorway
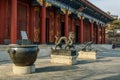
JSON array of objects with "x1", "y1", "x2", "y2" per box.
[
  {"x1": 75, "y1": 25, "x2": 79, "y2": 43},
  {"x1": 34, "y1": 7, "x2": 40, "y2": 44},
  {"x1": 17, "y1": 2, "x2": 29, "y2": 40},
  {"x1": 61, "y1": 22, "x2": 65, "y2": 36},
  {"x1": 46, "y1": 18, "x2": 49, "y2": 43}
]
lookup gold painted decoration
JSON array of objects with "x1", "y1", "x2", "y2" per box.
[
  {"x1": 96, "y1": 22, "x2": 99, "y2": 25},
  {"x1": 89, "y1": 19, "x2": 94, "y2": 23},
  {"x1": 49, "y1": 12, "x2": 54, "y2": 42},
  {"x1": 46, "y1": 2, "x2": 52, "y2": 7},
  {"x1": 61, "y1": 8, "x2": 71, "y2": 15},
  {"x1": 34, "y1": 28, "x2": 40, "y2": 42},
  {"x1": 71, "y1": 19, "x2": 75, "y2": 31},
  {"x1": 77, "y1": 14, "x2": 85, "y2": 20},
  {"x1": 68, "y1": 10, "x2": 71, "y2": 15},
  {"x1": 37, "y1": 0, "x2": 43, "y2": 5},
  {"x1": 49, "y1": 30, "x2": 54, "y2": 42},
  {"x1": 34, "y1": 7, "x2": 39, "y2": 11},
  {"x1": 77, "y1": 14, "x2": 81, "y2": 19},
  {"x1": 61, "y1": 8, "x2": 66, "y2": 14},
  {"x1": 56, "y1": 31, "x2": 61, "y2": 37},
  {"x1": 82, "y1": 17, "x2": 85, "y2": 20}
]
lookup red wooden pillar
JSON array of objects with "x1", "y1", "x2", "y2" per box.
[
  {"x1": 71, "y1": 18, "x2": 74, "y2": 32},
  {"x1": 103, "y1": 27, "x2": 106, "y2": 44},
  {"x1": 41, "y1": 1, "x2": 46, "y2": 44},
  {"x1": 90, "y1": 21, "x2": 94, "y2": 41},
  {"x1": 0, "y1": 0, "x2": 6, "y2": 44},
  {"x1": 0, "y1": 1, "x2": 1, "y2": 44},
  {"x1": 53, "y1": 13, "x2": 58, "y2": 42},
  {"x1": 65, "y1": 10, "x2": 69, "y2": 37},
  {"x1": 80, "y1": 16, "x2": 84, "y2": 43},
  {"x1": 71, "y1": 18, "x2": 75, "y2": 33},
  {"x1": 29, "y1": 7, "x2": 34, "y2": 42},
  {"x1": 101, "y1": 26, "x2": 106, "y2": 44},
  {"x1": 97, "y1": 24, "x2": 100, "y2": 44},
  {"x1": 54, "y1": 13, "x2": 57, "y2": 36},
  {"x1": 10, "y1": 0, "x2": 17, "y2": 44},
  {"x1": 0, "y1": 0, "x2": 2, "y2": 44},
  {"x1": 101, "y1": 27, "x2": 103, "y2": 44}
]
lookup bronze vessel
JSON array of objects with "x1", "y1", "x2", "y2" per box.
[{"x1": 8, "y1": 45, "x2": 39, "y2": 66}]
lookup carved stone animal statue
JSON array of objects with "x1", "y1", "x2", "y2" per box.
[
  {"x1": 81, "y1": 41, "x2": 93, "y2": 51},
  {"x1": 54, "y1": 32, "x2": 75, "y2": 50},
  {"x1": 64, "y1": 32, "x2": 75, "y2": 49},
  {"x1": 81, "y1": 37, "x2": 94, "y2": 51},
  {"x1": 54, "y1": 36, "x2": 67, "y2": 49}
]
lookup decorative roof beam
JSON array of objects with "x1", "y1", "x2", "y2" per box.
[
  {"x1": 81, "y1": 0, "x2": 114, "y2": 21},
  {"x1": 77, "y1": 6, "x2": 87, "y2": 12},
  {"x1": 45, "y1": 0, "x2": 105, "y2": 24}
]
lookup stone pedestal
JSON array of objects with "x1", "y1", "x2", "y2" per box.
[
  {"x1": 78, "y1": 51, "x2": 96, "y2": 60},
  {"x1": 12, "y1": 64, "x2": 35, "y2": 75},
  {"x1": 51, "y1": 49, "x2": 77, "y2": 65}
]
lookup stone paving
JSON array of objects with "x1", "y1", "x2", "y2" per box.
[{"x1": 0, "y1": 49, "x2": 120, "y2": 80}]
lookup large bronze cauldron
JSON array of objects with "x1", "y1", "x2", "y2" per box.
[{"x1": 8, "y1": 45, "x2": 39, "y2": 66}]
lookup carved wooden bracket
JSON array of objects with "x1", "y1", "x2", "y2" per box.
[
  {"x1": 77, "y1": 14, "x2": 85, "y2": 20},
  {"x1": 37, "y1": 0, "x2": 43, "y2": 5},
  {"x1": 46, "y1": 2, "x2": 52, "y2": 7},
  {"x1": 77, "y1": 6, "x2": 87, "y2": 12},
  {"x1": 61, "y1": 8, "x2": 72, "y2": 15},
  {"x1": 89, "y1": 19, "x2": 94, "y2": 23}
]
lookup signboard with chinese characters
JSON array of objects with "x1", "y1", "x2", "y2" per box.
[{"x1": 21, "y1": 31, "x2": 28, "y2": 40}]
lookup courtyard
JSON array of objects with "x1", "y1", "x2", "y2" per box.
[{"x1": 0, "y1": 47, "x2": 120, "y2": 80}]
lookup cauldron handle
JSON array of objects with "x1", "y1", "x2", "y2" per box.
[
  {"x1": 8, "y1": 49, "x2": 16, "y2": 54},
  {"x1": 37, "y1": 47, "x2": 39, "y2": 52}
]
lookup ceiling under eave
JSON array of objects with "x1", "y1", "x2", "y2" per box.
[{"x1": 57, "y1": 0, "x2": 114, "y2": 23}]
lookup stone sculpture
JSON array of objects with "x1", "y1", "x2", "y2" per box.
[
  {"x1": 51, "y1": 32, "x2": 77, "y2": 65},
  {"x1": 81, "y1": 41, "x2": 94, "y2": 51},
  {"x1": 8, "y1": 31, "x2": 39, "y2": 74},
  {"x1": 54, "y1": 32, "x2": 75, "y2": 50},
  {"x1": 80, "y1": 37, "x2": 94, "y2": 51},
  {"x1": 78, "y1": 37, "x2": 96, "y2": 60}
]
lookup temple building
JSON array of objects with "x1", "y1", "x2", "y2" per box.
[{"x1": 0, "y1": 0, "x2": 114, "y2": 44}]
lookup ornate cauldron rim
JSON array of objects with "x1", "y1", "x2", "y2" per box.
[
  {"x1": 8, "y1": 44, "x2": 38, "y2": 48},
  {"x1": 8, "y1": 44, "x2": 39, "y2": 66}
]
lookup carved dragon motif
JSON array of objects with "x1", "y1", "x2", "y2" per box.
[
  {"x1": 81, "y1": 41, "x2": 93, "y2": 51},
  {"x1": 54, "y1": 32, "x2": 75, "y2": 50},
  {"x1": 81, "y1": 36, "x2": 94, "y2": 51}
]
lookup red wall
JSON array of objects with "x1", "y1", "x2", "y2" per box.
[
  {"x1": 0, "y1": 0, "x2": 104, "y2": 44},
  {"x1": 0, "y1": 0, "x2": 7, "y2": 44},
  {"x1": 83, "y1": 21, "x2": 91, "y2": 42}
]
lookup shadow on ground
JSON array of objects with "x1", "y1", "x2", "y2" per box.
[
  {"x1": 77, "y1": 59, "x2": 111, "y2": 65},
  {"x1": 35, "y1": 65, "x2": 79, "y2": 73},
  {"x1": 0, "y1": 60, "x2": 12, "y2": 65},
  {"x1": 97, "y1": 74, "x2": 120, "y2": 80},
  {"x1": 97, "y1": 50, "x2": 120, "y2": 58}
]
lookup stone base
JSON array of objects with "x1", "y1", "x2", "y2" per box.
[
  {"x1": 78, "y1": 51, "x2": 96, "y2": 60},
  {"x1": 51, "y1": 49, "x2": 76, "y2": 56},
  {"x1": 51, "y1": 55, "x2": 77, "y2": 65},
  {"x1": 12, "y1": 64, "x2": 35, "y2": 75}
]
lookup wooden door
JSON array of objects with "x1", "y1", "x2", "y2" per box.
[
  {"x1": 17, "y1": 2, "x2": 29, "y2": 39},
  {"x1": 61, "y1": 22, "x2": 65, "y2": 36},
  {"x1": 75, "y1": 25, "x2": 79, "y2": 43},
  {"x1": 46, "y1": 18, "x2": 49, "y2": 43},
  {"x1": 34, "y1": 7, "x2": 40, "y2": 44}
]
